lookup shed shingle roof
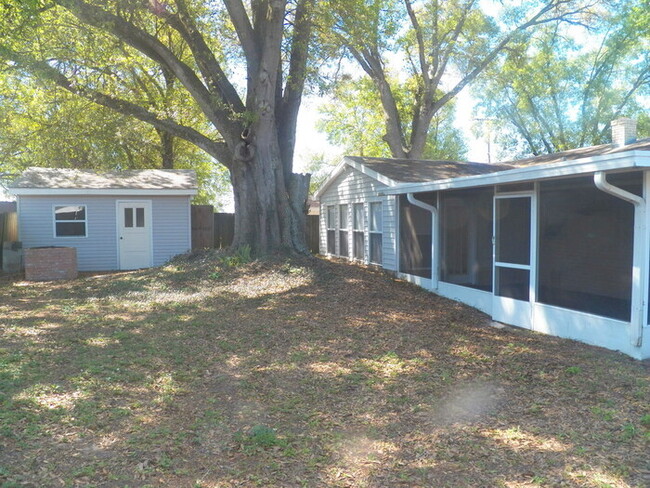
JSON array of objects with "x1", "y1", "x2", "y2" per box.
[{"x1": 9, "y1": 167, "x2": 197, "y2": 190}]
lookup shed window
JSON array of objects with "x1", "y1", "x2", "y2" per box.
[
  {"x1": 54, "y1": 205, "x2": 87, "y2": 237},
  {"x1": 326, "y1": 205, "x2": 336, "y2": 254},
  {"x1": 339, "y1": 204, "x2": 349, "y2": 258},
  {"x1": 538, "y1": 173, "x2": 640, "y2": 321},
  {"x1": 369, "y1": 202, "x2": 382, "y2": 264},
  {"x1": 353, "y1": 203, "x2": 365, "y2": 260}
]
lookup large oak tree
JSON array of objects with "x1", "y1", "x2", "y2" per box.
[{"x1": 1, "y1": 0, "x2": 314, "y2": 252}]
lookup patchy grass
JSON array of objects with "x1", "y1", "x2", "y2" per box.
[{"x1": 0, "y1": 251, "x2": 648, "y2": 487}]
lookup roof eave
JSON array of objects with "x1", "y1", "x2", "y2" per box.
[
  {"x1": 381, "y1": 150, "x2": 650, "y2": 195},
  {"x1": 313, "y1": 156, "x2": 400, "y2": 200},
  {"x1": 9, "y1": 188, "x2": 198, "y2": 196}
]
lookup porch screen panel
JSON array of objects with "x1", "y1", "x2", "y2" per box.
[
  {"x1": 399, "y1": 194, "x2": 434, "y2": 278},
  {"x1": 440, "y1": 187, "x2": 493, "y2": 291},
  {"x1": 538, "y1": 173, "x2": 640, "y2": 321}
]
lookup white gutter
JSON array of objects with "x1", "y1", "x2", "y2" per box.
[
  {"x1": 594, "y1": 171, "x2": 645, "y2": 347},
  {"x1": 407, "y1": 193, "x2": 438, "y2": 290}
]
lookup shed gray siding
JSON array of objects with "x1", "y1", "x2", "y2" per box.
[
  {"x1": 18, "y1": 195, "x2": 191, "y2": 271},
  {"x1": 151, "y1": 196, "x2": 192, "y2": 265},
  {"x1": 319, "y1": 166, "x2": 396, "y2": 271}
]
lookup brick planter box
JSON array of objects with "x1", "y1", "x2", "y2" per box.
[{"x1": 24, "y1": 247, "x2": 78, "y2": 281}]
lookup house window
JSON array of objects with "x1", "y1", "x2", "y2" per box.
[
  {"x1": 539, "y1": 173, "x2": 640, "y2": 321},
  {"x1": 339, "y1": 204, "x2": 349, "y2": 258},
  {"x1": 440, "y1": 188, "x2": 493, "y2": 291},
  {"x1": 326, "y1": 205, "x2": 336, "y2": 254},
  {"x1": 54, "y1": 205, "x2": 87, "y2": 237},
  {"x1": 369, "y1": 202, "x2": 382, "y2": 264},
  {"x1": 353, "y1": 203, "x2": 365, "y2": 260}
]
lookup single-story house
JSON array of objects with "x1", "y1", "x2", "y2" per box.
[
  {"x1": 315, "y1": 118, "x2": 650, "y2": 360},
  {"x1": 8, "y1": 167, "x2": 197, "y2": 271}
]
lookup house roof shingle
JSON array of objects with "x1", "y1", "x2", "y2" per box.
[
  {"x1": 502, "y1": 137, "x2": 650, "y2": 167},
  {"x1": 346, "y1": 138, "x2": 650, "y2": 184},
  {"x1": 9, "y1": 167, "x2": 197, "y2": 190},
  {"x1": 346, "y1": 156, "x2": 514, "y2": 183}
]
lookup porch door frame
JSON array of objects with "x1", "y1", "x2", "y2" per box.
[{"x1": 492, "y1": 189, "x2": 538, "y2": 329}]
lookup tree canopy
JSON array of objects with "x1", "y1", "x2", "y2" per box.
[
  {"x1": 324, "y1": 0, "x2": 598, "y2": 160},
  {"x1": 473, "y1": 1, "x2": 650, "y2": 158},
  {"x1": 318, "y1": 76, "x2": 467, "y2": 160}
]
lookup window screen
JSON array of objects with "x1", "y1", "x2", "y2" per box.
[
  {"x1": 538, "y1": 173, "x2": 640, "y2": 321},
  {"x1": 369, "y1": 202, "x2": 382, "y2": 264},
  {"x1": 54, "y1": 205, "x2": 87, "y2": 237},
  {"x1": 440, "y1": 187, "x2": 493, "y2": 291},
  {"x1": 136, "y1": 208, "x2": 145, "y2": 227},
  {"x1": 124, "y1": 208, "x2": 134, "y2": 228},
  {"x1": 339, "y1": 204, "x2": 349, "y2": 258},
  {"x1": 326, "y1": 205, "x2": 336, "y2": 254},
  {"x1": 353, "y1": 203, "x2": 364, "y2": 260}
]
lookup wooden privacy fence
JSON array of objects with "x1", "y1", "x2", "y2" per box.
[
  {"x1": 0, "y1": 211, "x2": 19, "y2": 267},
  {"x1": 194, "y1": 208, "x2": 320, "y2": 253},
  {"x1": 191, "y1": 205, "x2": 215, "y2": 249}
]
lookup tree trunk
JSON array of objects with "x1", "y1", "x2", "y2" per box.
[
  {"x1": 157, "y1": 129, "x2": 174, "y2": 168},
  {"x1": 229, "y1": 120, "x2": 309, "y2": 255}
]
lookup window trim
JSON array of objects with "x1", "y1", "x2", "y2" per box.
[{"x1": 52, "y1": 204, "x2": 88, "y2": 238}]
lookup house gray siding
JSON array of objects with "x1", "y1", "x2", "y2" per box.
[
  {"x1": 319, "y1": 166, "x2": 396, "y2": 271},
  {"x1": 18, "y1": 195, "x2": 191, "y2": 271}
]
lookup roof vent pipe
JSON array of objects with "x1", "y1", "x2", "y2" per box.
[{"x1": 611, "y1": 118, "x2": 637, "y2": 147}]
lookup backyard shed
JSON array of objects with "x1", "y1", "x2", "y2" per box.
[
  {"x1": 8, "y1": 167, "x2": 197, "y2": 271},
  {"x1": 315, "y1": 118, "x2": 650, "y2": 359}
]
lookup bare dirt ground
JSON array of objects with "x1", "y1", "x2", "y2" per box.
[{"x1": 1, "y1": 251, "x2": 648, "y2": 487}]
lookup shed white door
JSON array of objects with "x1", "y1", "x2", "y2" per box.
[
  {"x1": 117, "y1": 201, "x2": 152, "y2": 270},
  {"x1": 492, "y1": 194, "x2": 535, "y2": 329}
]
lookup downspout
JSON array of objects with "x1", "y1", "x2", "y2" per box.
[
  {"x1": 594, "y1": 172, "x2": 645, "y2": 347},
  {"x1": 407, "y1": 193, "x2": 438, "y2": 290}
]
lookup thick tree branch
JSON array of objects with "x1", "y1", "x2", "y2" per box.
[
  {"x1": 404, "y1": 0, "x2": 429, "y2": 83},
  {"x1": 53, "y1": 0, "x2": 241, "y2": 143},
  {"x1": 277, "y1": 0, "x2": 313, "y2": 175},
  {"x1": 1, "y1": 45, "x2": 232, "y2": 165},
  {"x1": 222, "y1": 0, "x2": 259, "y2": 73},
  {"x1": 156, "y1": 0, "x2": 246, "y2": 113},
  {"x1": 432, "y1": 0, "x2": 595, "y2": 117}
]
